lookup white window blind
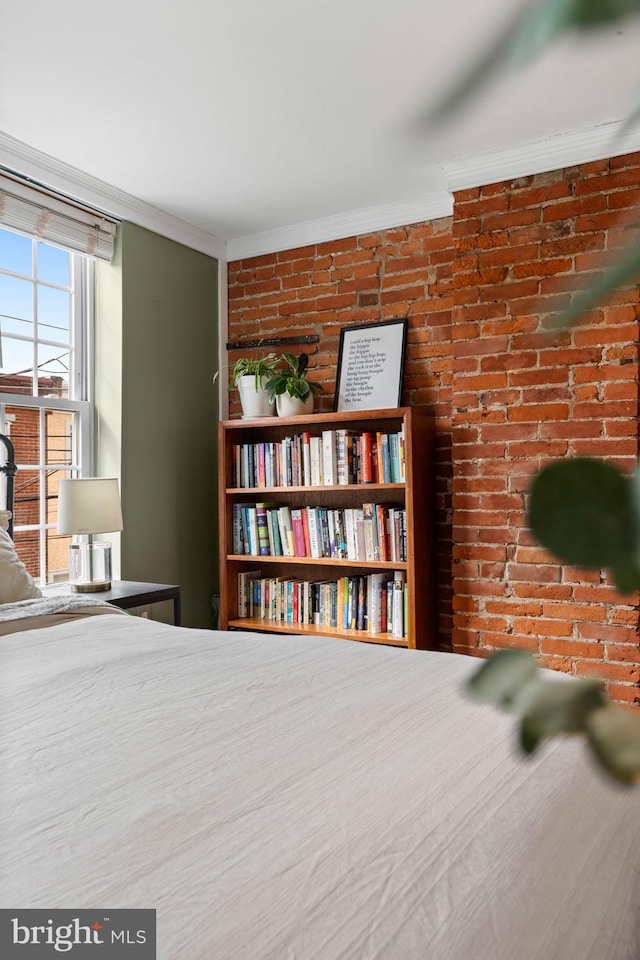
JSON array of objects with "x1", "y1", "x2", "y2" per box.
[{"x1": 0, "y1": 173, "x2": 117, "y2": 261}]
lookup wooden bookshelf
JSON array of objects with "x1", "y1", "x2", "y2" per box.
[{"x1": 218, "y1": 406, "x2": 435, "y2": 650}]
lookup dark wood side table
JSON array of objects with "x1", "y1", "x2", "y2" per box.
[{"x1": 99, "y1": 581, "x2": 182, "y2": 625}]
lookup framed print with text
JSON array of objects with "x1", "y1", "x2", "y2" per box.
[{"x1": 333, "y1": 318, "x2": 408, "y2": 412}]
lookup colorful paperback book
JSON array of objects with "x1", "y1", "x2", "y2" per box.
[
  {"x1": 360, "y1": 432, "x2": 374, "y2": 482},
  {"x1": 291, "y1": 508, "x2": 307, "y2": 557},
  {"x1": 246, "y1": 506, "x2": 260, "y2": 556},
  {"x1": 380, "y1": 433, "x2": 391, "y2": 483},
  {"x1": 256, "y1": 501, "x2": 276, "y2": 556},
  {"x1": 388, "y1": 432, "x2": 401, "y2": 483}
]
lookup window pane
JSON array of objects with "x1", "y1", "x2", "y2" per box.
[
  {"x1": 37, "y1": 344, "x2": 69, "y2": 398},
  {"x1": 37, "y1": 241, "x2": 70, "y2": 287},
  {"x1": 0, "y1": 228, "x2": 31, "y2": 276},
  {"x1": 37, "y1": 285, "x2": 70, "y2": 340},
  {"x1": 0, "y1": 273, "x2": 33, "y2": 336},
  {"x1": 6, "y1": 405, "x2": 39, "y2": 464},
  {"x1": 46, "y1": 410, "x2": 74, "y2": 466},
  {"x1": 15, "y1": 465, "x2": 40, "y2": 526},
  {"x1": 0, "y1": 336, "x2": 35, "y2": 394},
  {"x1": 14, "y1": 527, "x2": 40, "y2": 580},
  {"x1": 46, "y1": 529, "x2": 71, "y2": 583}
]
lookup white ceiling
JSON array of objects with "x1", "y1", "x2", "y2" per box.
[{"x1": 2, "y1": 0, "x2": 640, "y2": 259}]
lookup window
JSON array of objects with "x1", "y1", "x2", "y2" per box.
[{"x1": 0, "y1": 227, "x2": 92, "y2": 584}]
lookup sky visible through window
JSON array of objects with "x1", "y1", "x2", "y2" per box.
[{"x1": 0, "y1": 227, "x2": 72, "y2": 394}]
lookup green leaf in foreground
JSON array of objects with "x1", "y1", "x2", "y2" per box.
[
  {"x1": 516, "y1": 677, "x2": 606, "y2": 753},
  {"x1": 528, "y1": 458, "x2": 638, "y2": 582},
  {"x1": 550, "y1": 235, "x2": 640, "y2": 330},
  {"x1": 468, "y1": 649, "x2": 537, "y2": 706},
  {"x1": 586, "y1": 702, "x2": 640, "y2": 784},
  {"x1": 414, "y1": 0, "x2": 640, "y2": 128},
  {"x1": 468, "y1": 652, "x2": 640, "y2": 784}
]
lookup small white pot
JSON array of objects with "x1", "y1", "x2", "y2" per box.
[
  {"x1": 276, "y1": 392, "x2": 314, "y2": 417},
  {"x1": 237, "y1": 375, "x2": 276, "y2": 418}
]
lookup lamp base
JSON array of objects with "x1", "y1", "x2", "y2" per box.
[
  {"x1": 71, "y1": 581, "x2": 111, "y2": 593},
  {"x1": 68, "y1": 541, "x2": 113, "y2": 594}
]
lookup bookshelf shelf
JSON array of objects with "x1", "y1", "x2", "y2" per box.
[
  {"x1": 218, "y1": 406, "x2": 435, "y2": 650},
  {"x1": 226, "y1": 617, "x2": 409, "y2": 647},
  {"x1": 226, "y1": 554, "x2": 408, "y2": 569}
]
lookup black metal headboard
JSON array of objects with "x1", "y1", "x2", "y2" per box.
[{"x1": 0, "y1": 433, "x2": 16, "y2": 539}]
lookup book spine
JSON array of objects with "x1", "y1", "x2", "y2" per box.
[
  {"x1": 322, "y1": 429, "x2": 337, "y2": 485},
  {"x1": 362, "y1": 502, "x2": 376, "y2": 561},
  {"x1": 392, "y1": 570, "x2": 406, "y2": 639},
  {"x1": 327, "y1": 509, "x2": 337, "y2": 559},
  {"x1": 310, "y1": 436, "x2": 322, "y2": 486},
  {"x1": 381, "y1": 433, "x2": 391, "y2": 483},
  {"x1": 257, "y1": 443, "x2": 266, "y2": 487},
  {"x1": 376, "y1": 503, "x2": 388, "y2": 562},
  {"x1": 319, "y1": 508, "x2": 331, "y2": 558},
  {"x1": 344, "y1": 509, "x2": 356, "y2": 561},
  {"x1": 360, "y1": 432, "x2": 373, "y2": 482},
  {"x1": 277, "y1": 507, "x2": 291, "y2": 557},
  {"x1": 280, "y1": 506, "x2": 295, "y2": 557},
  {"x1": 256, "y1": 502, "x2": 271, "y2": 556},
  {"x1": 388, "y1": 433, "x2": 400, "y2": 483},
  {"x1": 333, "y1": 508, "x2": 346, "y2": 560},
  {"x1": 232, "y1": 503, "x2": 244, "y2": 555},
  {"x1": 386, "y1": 581, "x2": 394, "y2": 633},
  {"x1": 270, "y1": 508, "x2": 283, "y2": 555},
  {"x1": 291, "y1": 508, "x2": 307, "y2": 557},
  {"x1": 247, "y1": 507, "x2": 260, "y2": 556},
  {"x1": 302, "y1": 432, "x2": 312, "y2": 486},
  {"x1": 307, "y1": 506, "x2": 321, "y2": 559},
  {"x1": 354, "y1": 508, "x2": 365, "y2": 561}
]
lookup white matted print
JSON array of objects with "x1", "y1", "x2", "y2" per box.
[{"x1": 333, "y1": 319, "x2": 407, "y2": 412}]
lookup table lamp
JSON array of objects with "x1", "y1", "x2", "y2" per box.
[{"x1": 57, "y1": 478, "x2": 123, "y2": 591}]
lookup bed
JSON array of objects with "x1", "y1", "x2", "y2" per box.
[{"x1": 1, "y1": 443, "x2": 640, "y2": 959}]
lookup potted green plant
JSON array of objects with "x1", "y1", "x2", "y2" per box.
[
  {"x1": 214, "y1": 353, "x2": 280, "y2": 418},
  {"x1": 265, "y1": 352, "x2": 322, "y2": 417}
]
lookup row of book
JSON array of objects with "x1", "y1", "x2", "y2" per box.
[
  {"x1": 232, "y1": 501, "x2": 407, "y2": 562},
  {"x1": 231, "y1": 427, "x2": 406, "y2": 489},
  {"x1": 237, "y1": 569, "x2": 408, "y2": 638}
]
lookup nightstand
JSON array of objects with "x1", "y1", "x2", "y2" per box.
[
  {"x1": 97, "y1": 581, "x2": 181, "y2": 625},
  {"x1": 44, "y1": 580, "x2": 181, "y2": 625}
]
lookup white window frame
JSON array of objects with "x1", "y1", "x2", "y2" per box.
[{"x1": 0, "y1": 242, "x2": 93, "y2": 583}]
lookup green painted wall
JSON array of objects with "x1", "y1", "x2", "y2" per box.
[{"x1": 95, "y1": 222, "x2": 219, "y2": 627}]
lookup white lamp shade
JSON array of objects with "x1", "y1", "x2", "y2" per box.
[{"x1": 57, "y1": 478, "x2": 123, "y2": 535}]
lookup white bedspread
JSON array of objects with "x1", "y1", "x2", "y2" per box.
[{"x1": 1, "y1": 616, "x2": 639, "y2": 959}]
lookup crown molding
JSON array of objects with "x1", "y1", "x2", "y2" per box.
[
  {"x1": 443, "y1": 120, "x2": 640, "y2": 191},
  {"x1": 226, "y1": 190, "x2": 454, "y2": 261},
  {"x1": 4, "y1": 121, "x2": 640, "y2": 264},
  {"x1": 0, "y1": 131, "x2": 227, "y2": 261}
]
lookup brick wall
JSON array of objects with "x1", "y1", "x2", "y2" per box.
[{"x1": 227, "y1": 152, "x2": 640, "y2": 703}]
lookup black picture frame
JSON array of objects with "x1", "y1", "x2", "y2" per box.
[{"x1": 333, "y1": 318, "x2": 408, "y2": 412}]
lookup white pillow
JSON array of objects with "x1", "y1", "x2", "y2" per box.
[{"x1": 0, "y1": 526, "x2": 43, "y2": 602}]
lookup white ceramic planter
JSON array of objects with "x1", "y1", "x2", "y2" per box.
[
  {"x1": 237, "y1": 375, "x2": 276, "y2": 418},
  {"x1": 276, "y1": 393, "x2": 314, "y2": 417}
]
